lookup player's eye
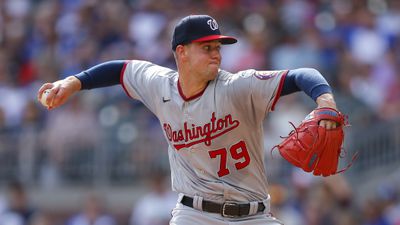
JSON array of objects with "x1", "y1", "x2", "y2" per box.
[
  {"x1": 203, "y1": 45, "x2": 211, "y2": 51},
  {"x1": 202, "y1": 45, "x2": 221, "y2": 53}
]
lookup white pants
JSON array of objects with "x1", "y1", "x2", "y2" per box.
[{"x1": 170, "y1": 202, "x2": 284, "y2": 225}]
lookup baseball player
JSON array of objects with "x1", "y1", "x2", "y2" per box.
[{"x1": 38, "y1": 15, "x2": 339, "y2": 225}]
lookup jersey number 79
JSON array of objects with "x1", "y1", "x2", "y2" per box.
[{"x1": 208, "y1": 140, "x2": 251, "y2": 177}]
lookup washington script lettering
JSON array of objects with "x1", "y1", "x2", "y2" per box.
[{"x1": 163, "y1": 112, "x2": 240, "y2": 150}]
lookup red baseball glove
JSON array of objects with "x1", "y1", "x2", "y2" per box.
[{"x1": 274, "y1": 107, "x2": 357, "y2": 177}]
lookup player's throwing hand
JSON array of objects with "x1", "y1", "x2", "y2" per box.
[{"x1": 37, "y1": 76, "x2": 81, "y2": 109}]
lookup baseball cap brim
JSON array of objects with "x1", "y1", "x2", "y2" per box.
[{"x1": 191, "y1": 35, "x2": 237, "y2": 45}]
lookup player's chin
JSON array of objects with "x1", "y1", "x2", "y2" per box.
[{"x1": 207, "y1": 69, "x2": 219, "y2": 79}]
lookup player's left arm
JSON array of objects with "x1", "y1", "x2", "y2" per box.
[{"x1": 281, "y1": 68, "x2": 338, "y2": 129}]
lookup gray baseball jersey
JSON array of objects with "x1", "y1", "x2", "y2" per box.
[{"x1": 121, "y1": 60, "x2": 287, "y2": 203}]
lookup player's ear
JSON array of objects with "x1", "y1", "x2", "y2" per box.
[{"x1": 175, "y1": 45, "x2": 187, "y2": 59}]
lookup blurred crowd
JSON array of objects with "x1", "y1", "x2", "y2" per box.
[
  {"x1": 0, "y1": 0, "x2": 400, "y2": 224},
  {"x1": 0, "y1": 173, "x2": 399, "y2": 225}
]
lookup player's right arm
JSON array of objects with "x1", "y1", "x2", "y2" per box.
[{"x1": 37, "y1": 60, "x2": 126, "y2": 109}]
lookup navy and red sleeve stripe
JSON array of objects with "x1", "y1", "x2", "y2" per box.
[{"x1": 74, "y1": 60, "x2": 128, "y2": 90}]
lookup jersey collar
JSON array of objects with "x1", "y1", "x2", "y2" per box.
[{"x1": 177, "y1": 79, "x2": 209, "y2": 101}]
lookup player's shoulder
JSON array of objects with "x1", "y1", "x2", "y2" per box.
[
  {"x1": 127, "y1": 60, "x2": 177, "y2": 79},
  {"x1": 217, "y1": 69, "x2": 256, "y2": 81},
  {"x1": 218, "y1": 69, "x2": 288, "y2": 82}
]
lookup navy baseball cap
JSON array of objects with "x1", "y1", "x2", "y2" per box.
[{"x1": 172, "y1": 15, "x2": 237, "y2": 51}]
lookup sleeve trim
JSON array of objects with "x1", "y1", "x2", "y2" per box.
[
  {"x1": 271, "y1": 70, "x2": 289, "y2": 111},
  {"x1": 120, "y1": 61, "x2": 133, "y2": 98}
]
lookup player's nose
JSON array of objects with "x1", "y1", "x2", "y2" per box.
[{"x1": 210, "y1": 48, "x2": 221, "y2": 61}]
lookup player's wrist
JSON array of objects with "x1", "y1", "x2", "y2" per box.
[
  {"x1": 65, "y1": 75, "x2": 82, "y2": 92},
  {"x1": 316, "y1": 93, "x2": 337, "y2": 109}
]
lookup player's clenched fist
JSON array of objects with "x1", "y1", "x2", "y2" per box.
[{"x1": 37, "y1": 76, "x2": 82, "y2": 109}]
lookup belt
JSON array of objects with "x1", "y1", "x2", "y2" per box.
[{"x1": 180, "y1": 196, "x2": 265, "y2": 218}]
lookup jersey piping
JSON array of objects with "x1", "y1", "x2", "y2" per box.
[
  {"x1": 120, "y1": 61, "x2": 132, "y2": 98},
  {"x1": 271, "y1": 70, "x2": 288, "y2": 111},
  {"x1": 177, "y1": 79, "x2": 209, "y2": 101}
]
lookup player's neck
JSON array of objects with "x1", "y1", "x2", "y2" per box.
[{"x1": 178, "y1": 72, "x2": 209, "y2": 99}]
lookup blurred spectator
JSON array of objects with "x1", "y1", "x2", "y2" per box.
[
  {"x1": 0, "y1": 195, "x2": 6, "y2": 220},
  {"x1": 129, "y1": 11, "x2": 168, "y2": 63},
  {"x1": 0, "y1": 109, "x2": 5, "y2": 132},
  {"x1": 269, "y1": 182, "x2": 304, "y2": 225},
  {"x1": 0, "y1": 181, "x2": 35, "y2": 225},
  {"x1": 66, "y1": 193, "x2": 116, "y2": 225},
  {"x1": 348, "y1": 7, "x2": 389, "y2": 65},
  {"x1": 378, "y1": 184, "x2": 400, "y2": 225},
  {"x1": 273, "y1": 170, "x2": 360, "y2": 225},
  {"x1": 361, "y1": 197, "x2": 390, "y2": 225},
  {"x1": 333, "y1": 208, "x2": 361, "y2": 225},
  {"x1": 0, "y1": 49, "x2": 28, "y2": 128},
  {"x1": 130, "y1": 171, "x2": 177, "y2": 225},
  {"x1": 384, "y1": 200, "x2": 400, "y2": 225},
  {"x1": 17, "y1": 100, "x2": 45, "y2": 184},
  {"x1": 41, "y1": 95, "x2": 102, "y2": 187},
  {"x1": 29, "y1": 212, "x2": 52, "y2": 225}
]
